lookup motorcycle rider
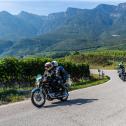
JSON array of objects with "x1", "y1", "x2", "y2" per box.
[
  {"x1": 118, "y1": 62, "x2": 125, "y2": 78},
  {"x1": 118, "y1": 62, "x2": 125, "y2": 73},
  {"x1": 51, "y1": 61, "x2": 68, "y2": 83},
  {"x1": 43, "y1": 62, "x2": 53, "y2": 82},
  {"x1": 43, "y1": 61, "x2": 68, "y2": 95},
  {"x1": 51, "y1": 61, "x2": 68, "y2": 95}
]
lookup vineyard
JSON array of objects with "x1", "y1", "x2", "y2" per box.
[
  {"x1": 0, "y1": 57, "x2": 90, "y2": 89},
  {"x1": 64, "y1": 50, "x2": 126, "y2": 68}
]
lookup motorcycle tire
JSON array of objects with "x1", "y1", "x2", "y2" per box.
[
  {"x1": 60, "y1": 89, "x2": 69, "y2": 102},
  {"x1": 31, "y1": 90, "x2": 46, "y2": 108}
]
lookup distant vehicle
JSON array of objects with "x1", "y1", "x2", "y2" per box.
[
  {"x1": 31, "y1": 74, "x2": 70, "y2": 108},
  {"x1": 117, "y1": 64, "x2": 126, "y2": 81}
]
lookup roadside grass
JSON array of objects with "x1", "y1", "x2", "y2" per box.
[
  {"x1": 70, "y1": 74, "x2": 110, "y2": 91},
  {"x1": 90, "y1": 64, "x2": 117, "y2": 70},
  {"x1": 0, "y1": 74, "x2": 110, "y2": 105},
  {"x1": 0, "y1": 88, "x2": 31, "y2": 105},
  {"x1": 87, "y1": 61, "x2": 119, "y2": 70}
]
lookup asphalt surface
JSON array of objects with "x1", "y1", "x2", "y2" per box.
[{"x1": 0, "y1": 70, "x2": 126, "y2": 126}]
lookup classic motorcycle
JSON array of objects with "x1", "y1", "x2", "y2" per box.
[{"x1": 31, "y1": 74, "x2": 70, "y2": 107}]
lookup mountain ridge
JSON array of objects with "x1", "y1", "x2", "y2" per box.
[{"x1": 1, "y1": 2, "x2": 126, "y2": 56}]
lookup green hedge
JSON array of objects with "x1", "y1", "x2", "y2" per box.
[
  {"x1": 59, "y1": 61, "x2": 90, "y2": 82},
  {"x1": 0, "y1": 57, "x2": 90, "y2": 88}
]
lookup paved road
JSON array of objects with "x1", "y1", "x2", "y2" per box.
[{"x1": 0, "y1": 70, "x2": 126, "y2": 126}]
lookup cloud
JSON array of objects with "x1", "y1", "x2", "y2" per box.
[
  {"x1": 0, "y1": 0, "x2": 124, "y2": 15},
  {"x1": 0, "y1": 0, "x2": 125, "y2": 3},
  {"x1": 0, "y1": 0, "x2": 99, "y2": 15}
]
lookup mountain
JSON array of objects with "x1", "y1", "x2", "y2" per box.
[
  {"x1": 1, "y1": 2, "x2": 126, "y2": 56},
  {"x1": 0, "y1": 11, "x2": 41, "y2": 40}
]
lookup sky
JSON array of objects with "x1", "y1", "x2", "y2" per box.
[{"x1": 0, "y1": 0, "x2": 126, "y2": 15}]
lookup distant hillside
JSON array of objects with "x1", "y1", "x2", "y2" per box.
[
  {"x1": 1, "y1": 2, "x2": 126, "y2": 56},
  {"x1": 0, "y1": 11, "x2": 42, "y2": 40},
  {"x1": 64, "y1": 50, "x2": 126, "y2": 69}
]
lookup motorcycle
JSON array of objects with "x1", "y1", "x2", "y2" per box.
[
  {"x1": 31, "y1": 74, "x2": 70, "y2": 108},
  {"x1": 117, "y1": 66, "x2": 126, "y2": 81}
]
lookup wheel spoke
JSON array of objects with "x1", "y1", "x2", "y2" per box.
[{"x1": 33, "y1": 91, "x2": 44, "y2": 105}]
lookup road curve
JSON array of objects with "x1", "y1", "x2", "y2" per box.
[{"x1": 0, "y1": 70, "x2": 126, "y2": 126}]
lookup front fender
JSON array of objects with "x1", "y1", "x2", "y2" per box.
[{"x1": 31, "y1": 88, "x2": 40, "y2": 93}]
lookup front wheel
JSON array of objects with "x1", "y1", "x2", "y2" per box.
[{"x1": 31, "y1": 89, "x2": 46, "y2": 108}]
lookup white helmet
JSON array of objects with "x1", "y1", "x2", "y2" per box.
[
  {"x1": 45, "y1": 62, "x2": 52, "y2": 70},
  {"x1": 51, "y1": 61, "x2": 58, "y2": 67}
]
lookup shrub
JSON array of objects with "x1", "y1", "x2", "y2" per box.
[
  {"x1": 0, "y1": 57, "x2": 90, "y2": 88},
  {"x1": 59, "y1": 61, "x2": 90, "y2": 82}
]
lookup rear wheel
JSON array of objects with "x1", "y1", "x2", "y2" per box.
[
  {"x1": 60, "y1": 89, "x2": 69, "y2": 101},
  {"x1": 31, "y1": 90, "x2": 46, "y2": 108}
]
